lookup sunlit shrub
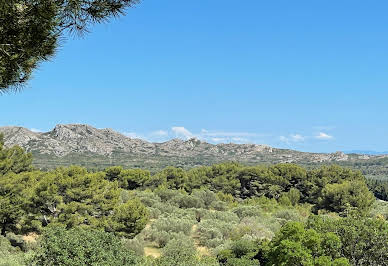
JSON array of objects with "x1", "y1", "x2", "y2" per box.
[
  {"x1": 197, "y1": 219, "x2": 236, "y2": 248},
  {"x1": 192, "y1": 190, "x2": 218, "y2": 208},
  {"x1": 232, "y1": 205, "x2": 264, "y2": 220},
  {"x1": 202, "y1": 210, "x2": 240, "y2": 224},
  {"x1": 274, "y1": 209, "x2": 302, "y2": 224},
  {"x1": 171, "y1": 194, "x2": 205, "y2": 209}
]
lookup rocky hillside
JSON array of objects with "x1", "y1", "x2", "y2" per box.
[{"x1": 0, "y1": 124, "x2": 385, "y2": 171}]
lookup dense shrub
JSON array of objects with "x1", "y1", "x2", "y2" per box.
[
  {"x1": 171, "y1": 194, "x2": 205, "y2": 209},
  {"x1": 123, "y1": 237, "x2": 145, "y2": 256},
  {"x1": 217, "y1": 239, "x2": 260, "y2": 265},
  {"x1": 131, "y1": 190, "x2": 162, "y2": 207},
  {"x1": 151, "y1": 217, "x2": 194, "y2": 236},
  {"x1": 197, "y1": 219, "x2": 237, "y2": 248},
  {"x1": 158, "y1": 234, "x2": 219, "y2": 266},
  {"x1": 230, "y1": 217, "x2": 277, "y2": 241},
  {"x1": 274, "y1": 209, "x2": 302, "y2": 224},
  {"x1": 30, "y1": 227, "x2": 141, "y2": 265},
  {"x1": 191, "y1": 190, "x2": 218, "y2": 208},
  {"x1": 202, "y1": 210, "x2": 240, "y2": 224},
  {"x1": 316, "y1": 181, "x2": 375, "y2": 215},
  {"x1": 108, "y1": 198, "x2": 149, "y2": 238},
  {"x1": 307, "y1": 215, "x2": 388, "y2": 265},
  {"x1": 232, "y1": 206, "x2": 264, "y2": 219},
  {"x1": 0, "y1": 235, "x2": 27, "y2": 266},
  {"x1": 263, "y1": 221, "x2": 349, "y2": 266}
]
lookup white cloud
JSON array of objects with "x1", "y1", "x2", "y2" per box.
[
  {"x1": 280, "y1": 136, "x2": 289, "y2": 143},
  {"x1": 315, "y1": 132, "x2": 333, "y2": 140},
  {"x1": 232, "y1": 137, "x2": 249, "y2": 143},
  {"x1": 200, "y1": 130, "x2": 261, "y2": 138},
  {"x1": 198, "y1": 129, "x2": 266, "y2": 144},
  {"x1": 291, "y1": 134, "x2": 304, "y2": 142},
  {"x1": 280, "y1": 134, "x2": 305, "y2": 143},
  {"x1": 151, "y1": 130, "x2": 168, "y2": 137},
  {"x1": 211, "y1": 137, "x2": 227, "y2": 143},
  {"x1": 30, "y1": 128, "x2": 43, "y2": 133},
  {"x1": 172, "y1": 126, "x2": 193, "y2": 140},
  {"x1": 120, "y1": 127, "x2": 267, "y2": 144},
  {"x1": 123, "y1": 132, "x2": 144, "y2": 139}
]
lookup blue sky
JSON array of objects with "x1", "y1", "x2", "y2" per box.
[{"x1": 1, "y1": 0, "x2": 388, "y2": 153}]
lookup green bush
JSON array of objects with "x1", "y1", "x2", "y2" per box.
[
  {"x1": 191, "y1": 190, "x2": 218, "y2": 208},
  {"x1": 154, "y1": 188, "x2": 183, "y2": 202},
  {"x1": 202, "y1": 210, "x2": 240, "y2": 224},
  {"x1": 108, "y1": 198, "x2": 149, "y2": 238},
  {"x1": 197, "y1": 219, "x2": 236, "y2": 248},
  {"x1": 0, "y1": 235, "x2": 27, "y2": 266},
  {"x1": 232, "y1": 206, "x2": 264, "y2": 219},
  {"x1": 171, "y1": 194, "x2": 205, "y2": 209},
  {"x1": 230, "y1": 217, "x2": 277, "y2": 241},
  {"x1": 123, "y1": 237, "x2": 145, "y2": 256},
  {"x1": 132, "y1": 190, "x2": 162, "y2": 207},
  {"x1": 152, "y1": 217, "x2": 194, "y2": 236},
  {"x1": 274, "y1": 209, "x2": 302, "y2": 224},
  {"x1": 264, "y1": 221, "x2": 349, "y2": 266},
  {"x1": 30, "y1": 226, "x2": 141, "y2": 265},
  {"x1": 317, "y1": 181, "x2": 375, "y2": 215},
  {"x1": 307, "y1": 215, "x2": 388, "y2": 265}
]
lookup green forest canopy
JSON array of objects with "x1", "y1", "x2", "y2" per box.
[{"x1": 1, "y1": 135, "x2": 388, "y2": 265}]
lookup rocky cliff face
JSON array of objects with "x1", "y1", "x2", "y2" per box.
[
  {"x1": 0, "y1": 124, "x2": 273, "y2": 157},
  {"x1": 0, "y1": 124, "x2": 369, "y2": 167}
]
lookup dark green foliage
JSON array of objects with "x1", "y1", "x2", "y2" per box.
[
  {"x1": 307, "y1": 215, "x2": 388, "y2": 265},
  {"x1": 217, "y1": 239, "x2": 261, "y2": 266},
  {"x1": 263, "y1": 221, "x2": 349, "y2": 266},
  {"x1": 171, "y1": 193, "x2": 205, "y2": 209},
  {"x1": 30, "y1": 226, "x2": 141, "y2": 265},
  {"x1": 0, "y1": 134, "x2": 33, "y2": 175},
  {"x1": 158, "y1": 236, "x2": 197, "y2": 265},
  {"x1": 0, "y1": 141, "x2": 383, "y2": 265},
  {"x1": 108, "y1": 198, "x2": 149, "y2": 238},
  {"x1": 27, "y1": 166, "x2": 121, "y2": 231},
  {"x1": 316, "y1": 180, "x2": 375, "y2": 215},
  {"x1": 105, "y1": 166, "x2": 151, "y2": 190},
  {"x1": 0, "y1": 195, "x2": 24, "y2": 236},
  {"x1": 0, "y1": 0, "x2": 139, "y2": 91},
  {"x1": 367, "y1": 177, "x2": 388, "y2": 201},
  {"x1": 0, "y1": 0, "x2": 59, "y2": 91},
  {"x1": 0, "y1": 235, "x2": 26, "y2": 265},
  {"x1": 155, "y1": 166, "x2": 188, "y2": 190}
]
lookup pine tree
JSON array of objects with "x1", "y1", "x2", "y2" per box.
[{"x1": 0, "y1": 0, "x2": 139, "y2": 91}]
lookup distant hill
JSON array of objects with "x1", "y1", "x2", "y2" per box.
[
  {"x1": 345, "y1": 150, "x2": 388, "y2": 155},
  {"x1": 1, "y1": 124, "x2": 387, "y2": 174}
]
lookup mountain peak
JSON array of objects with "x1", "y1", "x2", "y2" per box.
[{"x1": 0, "y1": 124, "x2": 375, "y2": 171}]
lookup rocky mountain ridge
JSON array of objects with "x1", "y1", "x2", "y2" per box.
[
  {"x1": 0, "y1": 124, "x2": 373, "y2": 166},
  {"x1": 0, "y1": 124, "x2": 273, "y2": 157}
]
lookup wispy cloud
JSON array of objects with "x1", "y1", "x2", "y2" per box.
[
  {"x1": 172, "y1": 126, "x2": 193, "y2": 140},
  {"x1": 291, "y1": 134, "x2": 304, "y2": 142},
  {"x1": 123, "y1": 132, "x2": 143, "y2": 139},
  {"x1": 198, "y1": 129, "x2": 264, "y2": 143},
  {"x1": 315, "y1": 132, "x2": 333, "y2": 140},
  {"x1": 151, "y1": 130, "x2": 169, "y2": 137},
  {"x1": 200, "y1": 129, "x2": 261, "y2": 138},
  {"x1": 280, "y1": 134, "x2": 305, "y2": 144},
  {"x1": 120, "y1": 126, "x2": 336, "y2": 147},
  {"x1": 30, "y1": 128, "x2": 43, "y2": 133},
  {"x1": 120, "y1": 127, "x2": 266, "y2": 144}
]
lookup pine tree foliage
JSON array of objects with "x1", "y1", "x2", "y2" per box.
[{"x1": 0, "y1": 0, "x2": 139, "y2": 91}]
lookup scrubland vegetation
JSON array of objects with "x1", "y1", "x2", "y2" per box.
[{"x1": 1, "y1": 133, "x2": 388, "y2": 265}]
